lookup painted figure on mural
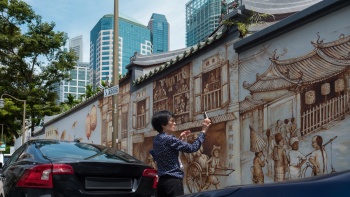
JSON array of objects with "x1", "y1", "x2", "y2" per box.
[
  {"x1": 160, "y1": 85, "x2": 167, "y2": 98},
  {"x1": 252, "y1": 150, "x2": 266, "y2": 184},
  {"x1": 203, "y1": 145, "x2": 226, "y2": 190},
  {"x1": 272, "y1": 133, "x2": 288, "y2": 182},
  {"x1": 154, "y1": 86, "x2": 160, "y2": 101},
  {"x1": 281, "y1": 119, "x2": 290, "y2": 147},
  {"x1": 179, "y1": 79, "x2": 189, "y2": 93},
  {"x1": 179, "y1": 98, "x2": 186, "y2": 113},
  {"x1": 140, "y1": 105, "x2": 145, "y2": 114},
  {"x1": 275, "y1": 119, "x2": 283, "y2": 135},
  {"x1": 288, "y1": 137, "x2": 306, "y2": 180},
  {"x1": 183, "y1": 133, "x2": 209, "y2": 168},
  {"x1": 290, "y1": 117, "x2": 298, "y2": 137},
  {"x1": 204, "y1": 83, "x2": 210, "y2": 93},
  {"x1": 210, "y1": 72, "x2": 217, "y2": 83},
  {"x1": 147, "y1": 153, "x2": 157, "y2": 170},
  {"x1": 309, "y1": 135, "x2": 328, "y2": 176},
  {"x1": 266, "y1": 128, "x2": 275, "y2": 176},
  {"x1": 194, "y1": 145, "x2": 209, "y2": 170},
  {"x1": 182, "y1": 83, "x2": 189, "y2": 92}
]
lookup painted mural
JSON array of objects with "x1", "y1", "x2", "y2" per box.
[
  {"x1": 239, "y1": 33, "x2": 350, "y2": 184},
  {"x1": 153, "y1": 64, "x2": 191, "y2": 124},
  {"x1": 45, "y1": 101, "x2": 102, "y2": 144},
  {"x1": 182, "y1": 123, "x2": 233, "y2": 193},
  {"x1": 130, "y1": 52, "x2": 237, "y2": 194}
]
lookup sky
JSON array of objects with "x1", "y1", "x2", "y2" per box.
[{"x1": 23, "y1": 0, "x2": 189, "y2": 62}]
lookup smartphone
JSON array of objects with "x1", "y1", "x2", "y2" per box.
[{"x1": 203, "y1": 111, "x2": 208, "y2": 119}]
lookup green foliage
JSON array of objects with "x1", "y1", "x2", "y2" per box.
[
  {"x1": 58, "y1": 93, "x2": 80, "y2": 113},
  {"x1": 0, "y1": 98, "x2": 22, "y2": 138},
  {"x1": 0, "y1": 0, "x2": 78, "y2": 138},
  {"x1": 84, "y1": 84, "x2": 95, "y2": 99},
  {"x1": 222, "y1": 12, "x2": 274, "y2": 37}
]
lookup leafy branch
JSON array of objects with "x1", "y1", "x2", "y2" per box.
[{"x1": 222, "y1": 12, "x2": 275, "y2": 37}]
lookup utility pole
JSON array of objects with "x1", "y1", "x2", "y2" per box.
[{"x1": 112, "y1": 0, "x2": 119, "y2": 148}]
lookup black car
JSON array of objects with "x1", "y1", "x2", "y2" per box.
[
  {"x1": 181, "y1": 170, "x2": 350, "y2": 197},
  {"x1": 0, "y1": 139, "x2": 157, "y2": 197}
]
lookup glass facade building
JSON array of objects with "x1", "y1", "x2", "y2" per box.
[
  {"x1": 90, "y1": 14, "x2": 152, "y2": 87},
  {"x1": 148, "y1": 13, "x2": 169, "y2": 53},
  {"x1": 186, "y1": 0, "x2": 234, "y2": 46},
  {"x1": 55, "y1": 36, "x2": 90, "y2": 103},
  {"x1": 56, "y1": 62, "x2": 90, "y2": 103}
]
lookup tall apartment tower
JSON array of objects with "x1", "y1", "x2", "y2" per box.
[
  {"x1": 186, "y1": 0, "x2": 234, "y2": 46},
  {"x1": 55, "y1": 36, "x2": 90, "y2": 103},
  {"x1": 90, "y1": 14, "x2": 152, "y2": 87},
  {"x1": 69, "y1": 35, "x2": 83, "y2": 62},
  {"x1": 148, "y1": 13, "x2": 170, "y2": 53},
  {"x1": 56, "y1": 62, "x2": 90, "y2": 103}
]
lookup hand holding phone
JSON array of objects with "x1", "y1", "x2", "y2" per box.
[
  {"x1": 203, "y1": 111, "x2": 208, "y2": 119},
  {"x1": 202, "y1": 111, "x2": 211, "y2": 133}
]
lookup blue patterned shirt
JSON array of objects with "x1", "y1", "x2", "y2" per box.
[{"x1": 150, "y1": 132, "x2": 205, "y2": 179}]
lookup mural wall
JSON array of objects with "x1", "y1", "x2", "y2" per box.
[
  {"x1": 238, "y1": 7, "x2": 350, "y2": 185},
  {"x1": 45, "y1": 82, "x2": 131, "y2": 150},
  {"x1": 45, "y1": 101, "x2": 102, "y2": 144}
]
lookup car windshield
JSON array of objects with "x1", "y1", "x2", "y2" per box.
[{"x1": 36, "y1": 140, "x2": 140, "y2": 163}]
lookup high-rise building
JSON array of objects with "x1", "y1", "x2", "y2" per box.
[
  {"x1": 54, "y1": 36, "x2": 90, "y2": 103},
  {"x1": 69, "y1": 35, "x2": 83, "y2": 62},
  {"x1": 90, "y1": 14, "x2": 152, "y2": 87},
  {"x1": 56, "y1": 62, "x2": 90, "y2": 103},
  {"x1": 148, "y1": 13, "x2": 169, "y2": 53},
  {"x1": 186, "y1": 0, "x2": 235, "y2": 47}
]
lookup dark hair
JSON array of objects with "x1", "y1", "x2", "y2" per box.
[{"x1": 151, "y1": 110, "x2": 174, "y2": 133}]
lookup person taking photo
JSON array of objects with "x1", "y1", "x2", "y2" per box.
[{"x1": 150, "y1": 110, "x2": 211, "y2": 197}]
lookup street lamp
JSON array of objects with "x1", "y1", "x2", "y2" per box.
[{"x1": 0, "y1": 94, "x2": 26, "y2": 145}]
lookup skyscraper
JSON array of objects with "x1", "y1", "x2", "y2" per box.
[
  {"x1": 90, "y1": 14, "x2": 152, "y2": 87},
  {"x1": 56, "y1": 62, "x2": 90, "y2": 103},
  {"x1": 148, "y1": 13, "x2": 169, "y2": 53},
  {"x1": 55, "y1": 36, "x2": 90, "y2": 103},
  {"x1": 186, "y1": 0, "x2": 234, "y2": 46},
  {"x1": 69, "y1": 35, "x2": 83, "y2": 62}
]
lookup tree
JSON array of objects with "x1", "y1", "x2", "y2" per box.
[
  {"x1": 0, "y1": 98, "x2": 24, "y2": 138},
  {"x1": 85, "y1": 84, "x2": 95, "y2": 99},
  {"x1": 58, "y1": 94, "x2": 80, "y2": 113},
  {"x1": 0, "y1": 0, "x2": 77, "y2": 137},
  {"x1": 66, "y1": 94, "x2": 80, "y2": 107}
]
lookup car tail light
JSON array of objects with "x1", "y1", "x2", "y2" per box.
[
  {"x1": 143, "y1": 168, "x2": 158, "y2": 188},
  {"x1": 17, "y1": 164, "x2": 74, "y2": 188}
]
